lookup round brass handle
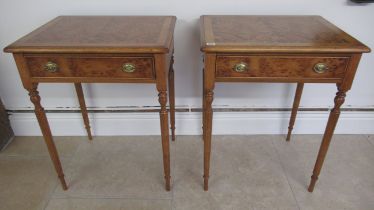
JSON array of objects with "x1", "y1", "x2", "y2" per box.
[
  {"x1": 44, "y1": 61, "x2": 59, "y2": 73},
  {"x1": 233, "y1": 62, "x2": 248, "y2": 72},
  {"x1": 313, "y1": 63, "x2": 329, "y2": 74},
  {"x1": 122, "y1": 63, "x2": 136, "y2": 73}
]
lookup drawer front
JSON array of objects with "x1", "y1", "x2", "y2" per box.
[
  {"x1": 26, "y1": 56, "x2": 73, "y2": 77},
  {"x1": 216, "y1": 55, "x2": 349, "y2": 80},
  {"x1": 26, "y1": 56, "x2": 155, "y2": 79}
]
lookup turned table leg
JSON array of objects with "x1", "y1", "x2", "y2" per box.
[
  {"x1": 155, "y1": 54, "x2": 171, "y2": 191},
  {"x1": 286, "y1": 83, "x2": 304, "y2": 141},
  {"x1": 203, "y1": 54, "x2": 216, "y2": 191},
  {"x1": 308, "y1": 87, "x2": 347, "y2": 192},
  {"x1": 158, "y1": 91, "x2": 171, "y2": 191},
  {"x1": 27, "y1": 83, "x2": 68, "y2": 190},
  {"x1": 203, "y1": 89, "x2": 214, "y2": 191},
  {"x1": 74, "y1": 83, "x2": 92, "y2": 140},
  {"x1": 168, "y1": 56, "x2": 176, "y2": 141},
  {"x1": 202, "y1": 68, "x2": 206, "y2": 141}
]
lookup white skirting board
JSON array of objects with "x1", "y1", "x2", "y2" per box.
[{"x1": 9, "y1": 111, "x2": 374, "y2": 136}]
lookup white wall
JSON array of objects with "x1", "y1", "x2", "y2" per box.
[{"x1": 0, "y1": 0, "x2": 373, "y2": 135}]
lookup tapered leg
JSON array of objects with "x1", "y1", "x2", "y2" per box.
[
  {"x1": 286, "y1": 83, "x2": 304, "y2": 141},
  {"x1": 74, "y1": 83, "x2": 92, "y2": 140},
  {"x1": 159, "y1": 91, "x2": 171, "y2": 191},
  {"x1": 203, "y1": 89, "x2": 214, "y2": 191},
  {"x1": 27, "y1": 83, "x2": 68, "y2": 190},
  {"x1": 168, "y1": 56, "x2": 176, "y2": 141},
  {"x1": 308, "y1": 87, "x2": 347, "y2": 192}
]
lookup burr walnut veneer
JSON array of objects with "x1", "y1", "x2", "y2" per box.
[
  {"x1": 200, "y1": 15, "x2": 370, "y2": 191},
  {"x1": 4, "y1": 16, "x2": 177, "y2": 191}
]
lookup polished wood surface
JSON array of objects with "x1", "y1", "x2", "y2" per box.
[
  {"x1": 215, "y1": 55, "x2": 349, "y2": 81},
  {"x1": 4, "y1": 16, "x2": 176, "y2": 54},
  {"x1": 201, "y1": 15, "x2": 370, "y2": 192},
  {"x1": 200, "y1": 15, "x2": 370, "y2": 53},
  {"x1": 25, "y1": 55, "x2": 155, "y2": 80},
  {"x1": 5, "y1": 16, "x2": 176, "y2": 191}
]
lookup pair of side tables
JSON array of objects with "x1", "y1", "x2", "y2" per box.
[{"x1": 4, "y1": 15, "x2": 370, "y2": 192}]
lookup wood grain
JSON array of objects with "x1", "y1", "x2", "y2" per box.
[
  {"x1": 200, "y1": 15, "x2": 370, "y2": 53},
  {"x1": 25, "y1": 55, "x2": 155, "y2": 80},
  {"x1": 4, "y1": 16, "x2": 176, "y2": 54},
  {"x1": 216, "y1": 55, "x2": 349, "y2": 80}
]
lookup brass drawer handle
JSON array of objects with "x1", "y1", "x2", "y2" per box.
[
  {"x1": 314, "y1": 63, "x2": 329, "y2": 74},
  {"x1": 122, "y1": 63, "x2": 136, "y2": 73},
  {"x1": 44, "y1": 61, "x2": 59, "y2": 73},
  {"x1": 233, "y1": 62, "x2": 248, "y2": 72}
]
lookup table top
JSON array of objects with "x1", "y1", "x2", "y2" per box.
[
  {"x1": 4, "y1": 16, "x2": 176, "y2": 54},
  {"x1": 200, "y1": 15, "x2": 370, "y2": 53}
]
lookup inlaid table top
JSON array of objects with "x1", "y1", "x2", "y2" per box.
[
  {"x1": 200, "y1": 15, "x2": 370, "y2": 53},
  {"x1": 4, "y1": 16, "x2": 176, "y2": 54}
]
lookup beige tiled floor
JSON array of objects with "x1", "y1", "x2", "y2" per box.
[{"x1": 0, "y1": 135, "x2": 373, "y2": 210}]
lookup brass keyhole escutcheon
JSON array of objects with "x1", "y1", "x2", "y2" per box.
[
  {"x1": 44, "y1": 61, "x2": 59, "y2": 73},
  {"x1": 234, "y1": 62, "x2": 248, "y2": 72},
  {"x1": 122, "y1": 63, "x2": 136, "y2": 73},
  {"x1": 314, "y1": 63, "x2": 329, "y2": 74}
]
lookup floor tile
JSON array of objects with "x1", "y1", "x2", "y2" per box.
[
  {"x1": 0, "y1": 136, "x2": 84, "y2": 158},
  {"x1": 0, "y1": 157, "x2": 69, "y2": 210},
  {"x1": 273, "y1": 135, "x2": 374, "y2": 210},
  {"x1": 173, "y1": 135, "x2": 298, "y2": 210},
  {"x1": 45, "y1": 198, "x2": 171, "y2": 210},
  {"x1": 173, "y1": 194, "x2": 253, "y2": 210},
  {"x1": 53, "y1": 136, "x2": 173, "y2": 199}
]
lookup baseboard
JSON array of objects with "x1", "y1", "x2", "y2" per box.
[{"x1": 8, "y1": 109, "x2": 374, "y2": 136}]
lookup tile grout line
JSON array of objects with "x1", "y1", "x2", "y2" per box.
[
  {"x1": 365, "y1": 135, "x2": 374, "y2": 148},
  {"x1": 270, "y1": 137, "x2": 301, "y2": 210},
  {"x1": 42, "y1": 137, "x2": 86, "y2": 210},
  {"x1": 46, "y1": 196, "x2": 172, "y2": 200}
]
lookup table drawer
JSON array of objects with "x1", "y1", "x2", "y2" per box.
[
  {"x1": 216, "y1": 55, "x2": 349, "y2": 80},
  {"x1": 26, "y1": 56, "x2": 155, "y2": 79}
]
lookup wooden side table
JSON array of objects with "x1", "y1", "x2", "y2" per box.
[
  {"x1": 4, "y1": 16, "x2": 176, "y2": 191},
  {"x1": 200, "y1": 15, "x2": 370, "y2": 191}
]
